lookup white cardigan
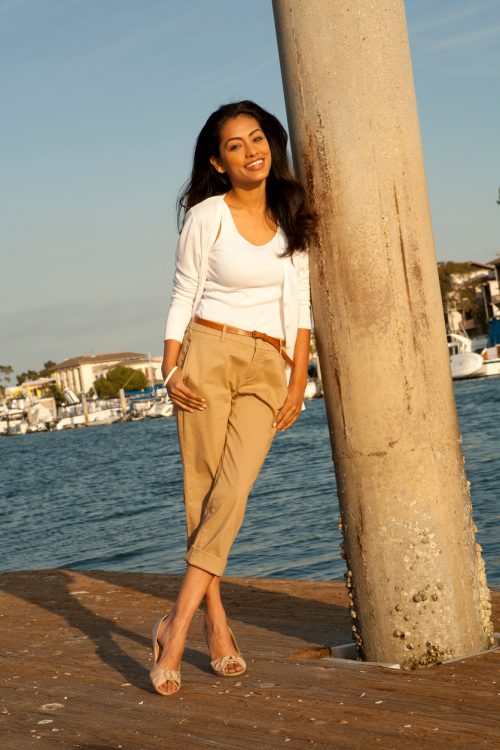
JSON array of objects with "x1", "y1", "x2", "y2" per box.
[{"x1": 164, "y1": 194, "x2": 311, "y2": 371}]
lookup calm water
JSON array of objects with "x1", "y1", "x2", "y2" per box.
[{"x1": 1, "y1": 378, "x2": 498, "y2": 584}]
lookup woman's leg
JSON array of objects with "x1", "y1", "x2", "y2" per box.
[
  {"x1": 203, "y1": 576, "x2": 244, "y2": 674},
  {"x1": 184, "y1": 348, "x2": 287, "y2": 674},
  {"x1": 155, "y1": 569, "x2": 242, "y2": 693},
  {"x1": 184, "y1": 358, "x2": 285, "y2": 576},
  {"x1": 161, "y1": 333, "x2": 286, "y2": 688},
  {"x1": 155, "y1": 563, "x2": 214, "y2": 693},
  {"x1": 175, "y1": 327, "x2": 247, "y2": 674}
]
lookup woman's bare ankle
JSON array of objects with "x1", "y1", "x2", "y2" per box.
[
  {"x1": 158, "y1": 613, "x2": 187, "y2": 651},
  {"x1": 204, "y1": 607, "x2": 228, "y2": 632}
]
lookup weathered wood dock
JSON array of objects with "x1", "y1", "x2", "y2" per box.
[{"x1": 0, "y1": 570, "x2": 498, "y2": 749}]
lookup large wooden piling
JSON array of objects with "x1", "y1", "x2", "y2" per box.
[{"x1": 272, "y1": 0, "x2": 493, "y2": 666}]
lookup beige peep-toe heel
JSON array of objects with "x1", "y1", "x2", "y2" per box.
[
  {"x1": 209, "y1": 626, "x2": 247, "y2": 677},
  {"x1": 149, "y1": 613, "x2": 181, "y2": 696}
]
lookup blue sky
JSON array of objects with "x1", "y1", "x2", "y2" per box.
[{"x1": 1, "y1": 0, "x2": 499, "y2": 377}]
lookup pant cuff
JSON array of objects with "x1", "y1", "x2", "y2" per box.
[{"x1": 184, "y1": 546, "x2": 226, "y2": 576}]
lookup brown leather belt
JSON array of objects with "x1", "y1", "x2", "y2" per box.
[{"x1": 193, "y1": 316, "x2": 294, "y2": 367}]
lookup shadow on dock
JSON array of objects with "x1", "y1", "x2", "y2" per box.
[
  {"x1": 0, "y1": 569, "x2": 351, "y2": 690},
  {"x1": 0, "y1": 569, "x2": 498, "y2": 750}
]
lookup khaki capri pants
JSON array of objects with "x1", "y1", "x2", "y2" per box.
[{"x1": 176, "y1": 320, "x2": 289, "y2": 576}]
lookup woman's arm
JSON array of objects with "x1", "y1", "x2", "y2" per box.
[
  {"x1": 162, "y1": 210, "x2": 206, "y2": 412},
  {"x1": 161, "y1": 339, "x2": 181, "y2": 379},
  {"x1": 164, "y1": 211, "x2": 202, "y2": 342},
  {"x1": 273, "y1": 327, "x2": 310, "y2": 432},
  {"x1": 296, "y1": 251, "x2": 312, "y2": 329},
  {"x1": 162, "y1": 339, "x2": 206, "y2": 412},
  {"x1": 274, "y1": 251, "x2": 312, "y2": 431}
]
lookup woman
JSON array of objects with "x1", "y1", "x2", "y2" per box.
[{"x1": 150, "y1": 100, "x2": 316, "y2": 695}]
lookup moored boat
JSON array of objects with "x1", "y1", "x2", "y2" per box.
[{"x1": 449, "y1": 319, "x2": 500, "y2": 379}]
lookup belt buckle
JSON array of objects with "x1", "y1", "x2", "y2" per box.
[{"x1": 251, "y1": 330, "x2": 258, "y2": 339}]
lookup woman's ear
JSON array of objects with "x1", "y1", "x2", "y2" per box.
[{"x1": 210, "y1": 155, "x2": 225, "y2": 174}]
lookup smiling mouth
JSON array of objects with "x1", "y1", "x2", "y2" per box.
[{"x1": 245, "y1": 159, "x2": 264, "y2": 170}]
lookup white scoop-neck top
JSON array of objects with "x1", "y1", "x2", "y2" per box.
[{"x1": 196, "y1": 199, "x2": 285, "y2": 338}]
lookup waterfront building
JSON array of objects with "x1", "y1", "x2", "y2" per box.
[
  {"x1": 5, "y1": 376, "x2": 57, "y2": 400},
  {"x1": 48, "y1": 352, "x2": 163, "y2": 395},
  {"x1": 484, "y1": 256, "x2": 500, "y2": 320},
  {"x1": 441, "y1": 258, "x2": 499, "y2": 338}
]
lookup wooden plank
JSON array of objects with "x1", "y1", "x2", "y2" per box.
[{"x1": 0, "y1": 570, "x2": 498, "y2": 749}]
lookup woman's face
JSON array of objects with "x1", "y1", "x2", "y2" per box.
[{"x1": 210, "y1": 114, "x2": 272, "y2": 188}]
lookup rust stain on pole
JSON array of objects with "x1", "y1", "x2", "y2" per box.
[{"x1": 273, "y1": 0, "x2": 493, "y2": 667}]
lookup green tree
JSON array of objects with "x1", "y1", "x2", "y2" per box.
[
  {"x1": 0, "y1": 365, "x2": 13, "y2": 397},
  {"x1": 2, "y1": 359, "x2": 62, "y2": 401},
  {"x1": 437, "y1": 262, "x2": 471, "y2": 311},
  {"x1": 15, "y1": 360, "x2": 58, "y2": 386},
  {"x1": 16, "y1": 369, "x2": 40, "y2": 385},
  {"x1": 40, "y1": 360, "x2": 58, "y2": 376},
  {"x1": 94, "y1": 366, "x2": 147, "y2": 399},
  {"x1": 48, "y1": 383, "x2": 66, "y2": 406}
]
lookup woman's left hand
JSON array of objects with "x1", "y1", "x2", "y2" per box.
[{"x1": 273, "y1": 379, "x2": 307, "y2": 432}]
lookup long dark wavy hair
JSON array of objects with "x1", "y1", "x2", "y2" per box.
[{"x1": 177, "y1": 100, "x2": 316, "y2": 256}]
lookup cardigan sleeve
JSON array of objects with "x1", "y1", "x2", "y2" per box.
[
  {"x1": 297, "y1": 251, "x2": 312, "y2": 329},
  {"x1": 164, "y1": 210, "x2": 202, "y2": 342}
]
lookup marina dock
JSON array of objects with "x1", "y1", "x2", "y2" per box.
[{"x1": 1, "y1": 570, "x2": 498, "y2": 749}]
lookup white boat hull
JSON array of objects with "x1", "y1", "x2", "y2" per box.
[
  {"x1": 56, "y1": 408, "x2": 121, "y2": 430},
  {"x1": 478, "y1": 357, "x2": 500, "y2": 377},
  {"x1": 450, "y1": 352, "x2": 484, "y2": 379},
  {"x1": 304, "y1": 379, "x2": 323, "y2": 399},
  {"x1": 145, "y1": 401, "x2": 174, "y2": 418},
  {"x1": 451, "y1": 352, "x2": 500, "y2": 380}
]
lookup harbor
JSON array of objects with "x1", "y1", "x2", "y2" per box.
[
  {"x1": 2, "y1": 319, "x2": 500, "y2": 436},
  {"x1": 0, "y1": 379, "x2": 322, "y2": 436},
  {"x1": 1, "y1": 257, "x2": 497, "y2": 437},
  {"x1": 1, "y1": 392, "x2": 498, "y2": 585},
  {"x1": 0, "y1": 351, "x2": 323, "y2": 437}
]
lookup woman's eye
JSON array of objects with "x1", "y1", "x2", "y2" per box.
[
  {"x1": 230, "y1": 144, "x2": 240, "y2": 151},
  {"x1": 254, "y1": 135, "x2": 263, "y2": 142}
]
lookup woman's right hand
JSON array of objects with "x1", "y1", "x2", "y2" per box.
[{"x1": 167, "y1": 368, "x2": 206, "y2": 412}]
